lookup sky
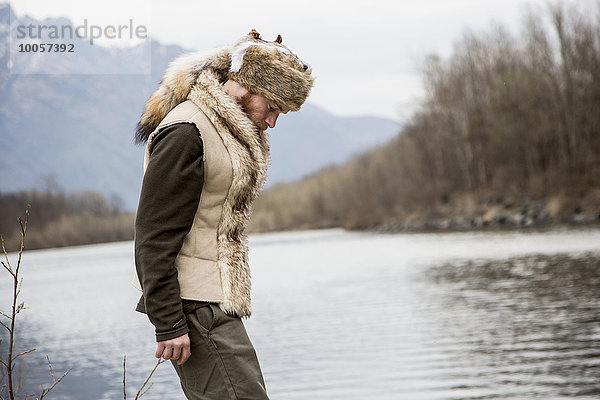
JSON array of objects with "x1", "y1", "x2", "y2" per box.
[{"x1": 7, "y1": 0, "x2": 585, "y2": 122}]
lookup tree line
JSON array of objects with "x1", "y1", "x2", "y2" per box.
[
  {"x1": 0, "y1": 186, "x2": 134, "y2": 251},
  {"x1": 250, "y1": 1, "x2": 600, "y2": 231}
]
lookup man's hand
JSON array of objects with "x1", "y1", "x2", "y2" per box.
[{"x1": 156, "y1": 333, "x2": 191, "y2": 365}]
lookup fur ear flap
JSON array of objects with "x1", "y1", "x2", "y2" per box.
[
  {"x1": 249, "y1": 29, "x2": 261, "y2": 40},
  {"x1": 274, "y1": 34, "x2": 282, "y2": 44}
]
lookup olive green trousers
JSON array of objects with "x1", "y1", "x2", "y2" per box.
[{"x1": 170, "y1": 303, "x2": 270, "y2": 400}]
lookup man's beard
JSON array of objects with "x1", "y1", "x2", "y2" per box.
[{"x1": 239, "y1": 93, "x2": 267, "y2": 131}]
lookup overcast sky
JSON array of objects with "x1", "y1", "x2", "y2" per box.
[{"x1": 8, "y1": 0, "x2": 585, "y2": 122}]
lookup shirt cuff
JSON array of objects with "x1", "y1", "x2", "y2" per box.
[{"x1": 155, "y1": 319, "x2": 190, "y2": 342}]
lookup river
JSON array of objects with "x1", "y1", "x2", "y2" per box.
[{"x1": 1, "y1": 227, "x2": 599, "y2": 399}]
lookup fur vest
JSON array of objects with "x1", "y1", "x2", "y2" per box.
[{"x1": 135, "y1": 69, "x2": 270, "y2": 317}]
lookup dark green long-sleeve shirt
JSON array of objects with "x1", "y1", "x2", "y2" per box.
[{"x1": 134, "y1": 122, "x2": 209, "y2": 342}]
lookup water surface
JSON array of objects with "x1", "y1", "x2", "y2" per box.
[{"x1": 1, "y1": 228, "x2": 599, "y2": 399}]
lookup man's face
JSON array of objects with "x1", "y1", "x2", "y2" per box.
[{"x1": 239, "y1": 92, "x2": 289, "y2": 131}]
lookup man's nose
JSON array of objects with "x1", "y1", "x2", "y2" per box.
[{"x1": 265, "y1": 113, "x2": 279, "y2": 129}]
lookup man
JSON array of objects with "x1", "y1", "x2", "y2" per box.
[{"x1": 132, "y1": 30, "x2": 314, "y2": 399}]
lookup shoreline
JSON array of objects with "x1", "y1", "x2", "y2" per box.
[{"x1": 369, "y1": 212, "x2": 600, "y2": 234}]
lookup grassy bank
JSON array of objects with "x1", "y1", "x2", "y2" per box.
[{"x1": 0, "y1": 189, "x2": 134, "y2": 251}]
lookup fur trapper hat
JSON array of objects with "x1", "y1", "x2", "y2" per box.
[{"x1": 135, "y1": 30, "x2": 314, "y2": 143}]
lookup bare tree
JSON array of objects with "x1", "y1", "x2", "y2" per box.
[
  {"x1": 251, "y1": 0, "x2": 600, "y2": 231},
  {"x1": 0, "y1": 206, "x2": 70, "y2": 400}
]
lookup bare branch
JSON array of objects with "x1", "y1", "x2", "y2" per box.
[
  {"x1": 139, "y1": 382, "x2": 153, "y2": 398},
  {"x1": 0, "y1": 319, "x2": 10, "y2": 332},
  {"x1": 47, "y1": 356, "x2": 55, "y2": 382},
  {"x1": 18, "y1": 219, "x2": 25, "y2": 237},
  {"x1": 40, "y1": 368, "x2": 71, "y2": 398},
  {"x1": 134, "y1": 358, "x2": 167, "y2": 400},
  {"x1": 1, "y1": 206, "x2": 48, "y2": 400},
  {"x1": 15, "y1": 207, "x2": 30, "y2": 276},
  {"x1": 1, "y1": 262, "x2": 12, "y2": 276},
  {"x1": 13, "y1": 348, "x2": 36, "y2": 361},
  {"x1": 37, "y1": 356, "x2": 71, "y2": 400},
  {"x1": 16, "y1": 278, "x2": 23, "y2": 298},
  {"x1": 123, "y1": 355, "x2": 127, "y2": 400},
  {"x1": 0, "y1": 235, "x2": 12, "y2": 272}
]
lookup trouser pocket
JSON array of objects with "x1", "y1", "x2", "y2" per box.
[{"x1": 189, "y1": 303, "x2": 215, "y2": 333}]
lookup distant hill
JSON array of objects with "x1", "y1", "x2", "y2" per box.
[{"x1": 0, "y1": 3, "x2": 400, "y2": 210}]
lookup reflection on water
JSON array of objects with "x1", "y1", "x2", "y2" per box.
[
  {"x1": 424, "y1": 254, "x2": 600, "y2": 399},
  {"x1": 0, "y1": 228, "x2": 599, "y2": 399}
]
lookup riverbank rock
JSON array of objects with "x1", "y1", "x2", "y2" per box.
[{"x1": 374, "y1": 194, "x2": 600, "y2": 233}]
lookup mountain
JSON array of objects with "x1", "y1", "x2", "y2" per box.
[
  {"x1": 0, "y1": 3, "x2": 400, "y2": 210},
  {"x1": 268, "y1": 104, "x2": 400, "y2": 184}
]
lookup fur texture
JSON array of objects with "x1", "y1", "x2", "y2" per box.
[
  {"x1": 135, "y1": 47, "x2": 232, "y2": 143},
  {"x1": 228, "y1": 35, "x2": 314, "y2": 112},
  {"x1": 135, "y1": 30, "x2": 314, "y2": 144},
  {"x1": 187, "y1": 69, "x2": 270, "y2": 317}
]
